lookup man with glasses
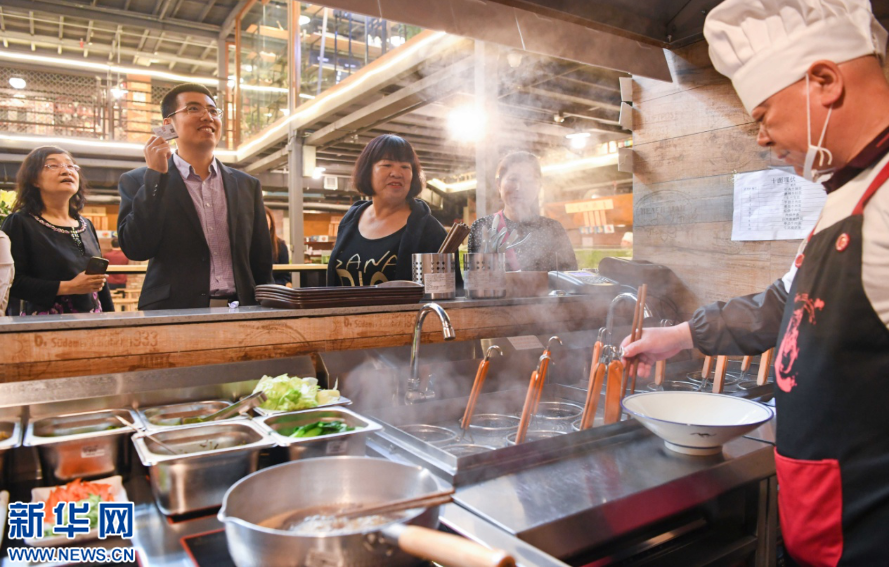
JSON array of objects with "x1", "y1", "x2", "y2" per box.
[{"x1": 117, "y1": 83, "x2": 272, "y2": 310}]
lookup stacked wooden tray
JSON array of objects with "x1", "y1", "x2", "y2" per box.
[{"x1": 255, "y1": 282, "x2": 425, "y2": 309}]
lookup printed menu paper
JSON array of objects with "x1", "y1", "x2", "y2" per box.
[{"x1": 732, "y1": 168, "x2": 826, "y2": 241}]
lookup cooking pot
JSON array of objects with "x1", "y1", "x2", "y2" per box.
[{"x1": 218, "y1": 456, "x2": 514, "y2": 567}]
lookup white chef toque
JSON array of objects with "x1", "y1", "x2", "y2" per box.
[{"x1": 704, "y1": 0, "x2": 888, "y2": 113}]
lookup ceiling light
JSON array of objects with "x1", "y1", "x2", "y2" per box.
[
  {"x1": 9, "y1": 77, "x2": 26, "y2": 89},
  {"x1": 110, "y1": 87, "x2": 128, "y2": 99},
  {"x1": 311, "y1": 167, "x2": 326, "y2": 180},
  {"x1": 299, "y1": 15, "x2": 311, "y2": 26},
  {"x1": 447, "y1": 105, "x2": 486, "y2": 143},
  {"x1": 0, "y1": 51, "x2": 217, "y2": 86},
  {"x1": 566, "y1": 132, "x2": 591, "y2": 150},
  {"x1": 389, "y1": 36, "x2": 406, "y2": 47}
]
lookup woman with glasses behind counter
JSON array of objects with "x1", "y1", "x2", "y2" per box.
[
  {"x1": 468, "y1": 151, "x2": 577, "y2": 272},
  {"x1": 0, "y1": 146, "x2": 112, "y2": 315}
]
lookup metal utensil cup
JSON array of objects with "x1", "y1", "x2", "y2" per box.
[
  {"x1": 412, "y1": 253, "x2": 456, "y2": 300},
  {"x1": 463, "y1": 253, "x2": 506, "y2": 299}
]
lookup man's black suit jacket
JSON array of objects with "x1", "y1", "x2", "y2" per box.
[{"x1": 117, "y1": 157, "x2": 273, "y2": 310}]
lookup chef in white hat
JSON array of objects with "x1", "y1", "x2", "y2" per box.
[{"x1": 622, "y1": 1, "x2": 889, "y2": 564}]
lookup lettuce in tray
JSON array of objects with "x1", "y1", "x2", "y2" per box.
[{"x1": 252, "y1": 374, "x2": 342, "y2": 413}]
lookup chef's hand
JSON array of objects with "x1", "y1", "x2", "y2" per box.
[
  {"x1": 144, "y1": 135, "x2": 172, "y2": 173},
  {"x1": 620, "y1": 322, "x2": 694, "y2": 377}
]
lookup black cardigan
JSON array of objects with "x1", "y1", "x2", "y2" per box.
[
  {"x1": 1, "y1": 212, "x2": 114, "y2": 314},
  {"x1": 327, "y1": 199, "x2": 460, "y2": 286}
]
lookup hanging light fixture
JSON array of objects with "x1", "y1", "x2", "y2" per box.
[
  {"x1": 447, "y1": 105, "x2": 486, "y2": 143},
  {"x1": 566, "y1": 132, "x2": 591, "y2": 150}
]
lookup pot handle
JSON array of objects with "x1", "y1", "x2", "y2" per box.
[{"x1": 382, "y1": 524, "x2": 516, "y2": 567}]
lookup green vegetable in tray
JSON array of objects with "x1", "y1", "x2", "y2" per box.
[
  {"x1": 43, "y1": 493, "x2": 103, "y2": 537},
  {"x1": 284, "y1": 420, "x2": 357, "y2": 439},
  {"x1": 252, "y1": 374, "x2": 342, "y2": 412}
]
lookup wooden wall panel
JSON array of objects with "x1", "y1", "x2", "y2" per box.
[
  {"x1": 632, "y1": 41, "x2": 801, "y2": 318},
  {"x1": 633, "y1": 82, "x2": 753, "y2": 146},
  {"x1": 634, "y1": 43, "x2": 727, "y2": 104}
]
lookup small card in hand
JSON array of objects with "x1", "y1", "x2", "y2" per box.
[{"x1": 151, "y1": 124, "x2": 178, "y2": 141}]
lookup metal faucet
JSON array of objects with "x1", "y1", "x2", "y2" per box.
[
  {"x1": 604, "y1": 291, "x2": 654, "y2": 346},
  {"x1": 405, "y1": 303, "x2": 456, "y2": 404}
]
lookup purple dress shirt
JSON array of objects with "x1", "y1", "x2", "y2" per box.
[{"x1": 173, "y1": 153, "x2": 236, "y2": 296}]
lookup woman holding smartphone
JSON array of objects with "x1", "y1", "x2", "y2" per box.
[{"x1": 0, "y1": 146, "x2": 113, "y2": 315}]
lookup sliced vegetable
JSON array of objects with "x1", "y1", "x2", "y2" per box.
[
  {"x1": 44, "y1": 478, "x2": 115, "y2": 524},
  {"x1": 283, "y1": 420, "x2": 357, "y2": 439},
  {"x1": 252, "y1": 374, "x2": 341, "y2": 412}
]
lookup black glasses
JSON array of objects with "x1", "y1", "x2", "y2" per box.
[
  {"x1": 166, "y1": 104, "x2": 222, "y2": 118},
  {"x1": 44, "y1": 163, "x2": 81, "y2": 173}
]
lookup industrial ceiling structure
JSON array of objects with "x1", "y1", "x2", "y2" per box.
[{"x1": 0, "y1": 0, "x2": 639, "y2": 215}]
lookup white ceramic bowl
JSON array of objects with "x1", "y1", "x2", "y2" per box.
[{"x1": 621, "y1": 391, "x2": 773, "y2": 456}]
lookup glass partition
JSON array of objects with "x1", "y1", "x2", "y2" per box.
[{"x1": 236, "y1": 0, "x2": 290, "y2": 141}]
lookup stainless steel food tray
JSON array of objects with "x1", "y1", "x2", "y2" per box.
[
  {"x1": 137, "y1": 400, "x2": 248, "y2": 431},
  {"x1": 132, "y1": 419, "x2": 274, "y2": 466},
  {"x1": 0, "y1": 419, "x2": 21, "y2": 452},
  {"x1": 254, "y1": 406, "x2": 381, "y2": 460},
  {"x1": 25, "y1": 408, "x2": 143, "y2": 446},
  {"x1": 132, "y1": 420, "x2": 277, "y2": 516},
  {"x1": 24, "y1": 408, "x2": 143, "y2": 483}
]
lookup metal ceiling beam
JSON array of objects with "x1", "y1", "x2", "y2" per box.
[
  {"x1": 2, "y1": 0, "x2": 221, "y2": 39},
  {"x1": 155, "y1": 0, "x2": 177, "y2": 19},
  {"x1": 84, "y1": 20, "x2": 93, "y2": 57},
  {"x1": 0, "y1": 8, "x2": 6, "y2": 49},
  {"x1": 197, "y1": 0, "x2": 219, "y2": 24},
  {"x1": 520, "y1": 86, "x2": 621, "y2": 113},
  {"x1": 243, "y1": 148, "x2": 289, "y2": 174},
  {"x1": 235, "y1": 32, "x2": 467, "y2": 161},
  {"x1": 313, "y1": 0, "x2": 669, "y2": 80},
  {"x1": 485, "y1": 0, "x2": 668, "y2": 47},
  {"x1": 0, "y1": 31, "x2": 216, "y2": 69},
  {"x1": 192, "y1": 41, "x2": 216, "y2": 73},
  {"x1": 170, "y1": 34, "x2": 191, "y2": 70},
  {"x1": 109, "y1": 25, "x2": 121, "y2": 62},
  {"x1": 305, "y1": 57, "x2": 474, "y2": 148},
  {"x1": 218, "y1": 0, "x2": 252, "y2": 40}
]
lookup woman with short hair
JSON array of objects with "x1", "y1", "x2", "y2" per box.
[
  {"x1": 0, "y1": 146, "x2": 113, "y2": 315},
  {"x1": 327, "y1": 134, "x2": 450, "y2": 286}
]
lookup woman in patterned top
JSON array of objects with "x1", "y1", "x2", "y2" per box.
[
  {"x1": 0, "y1": 146, "x2": 113, "y2": 315},
  {"x1": 468, "y1": 151, "x2": 577, "y2": 272}
]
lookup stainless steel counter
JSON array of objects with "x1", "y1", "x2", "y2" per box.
[{"x1": 453, "y1": 429, "x2": 774, "y2": 559}]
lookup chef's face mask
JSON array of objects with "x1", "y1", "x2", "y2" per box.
[{"x1": 803, "y1": 73, "x2": 835, "y2": 183}]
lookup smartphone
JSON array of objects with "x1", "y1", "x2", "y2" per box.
[{"x1": 85, "y1": 256, "x2": 110, "y2": 275}]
